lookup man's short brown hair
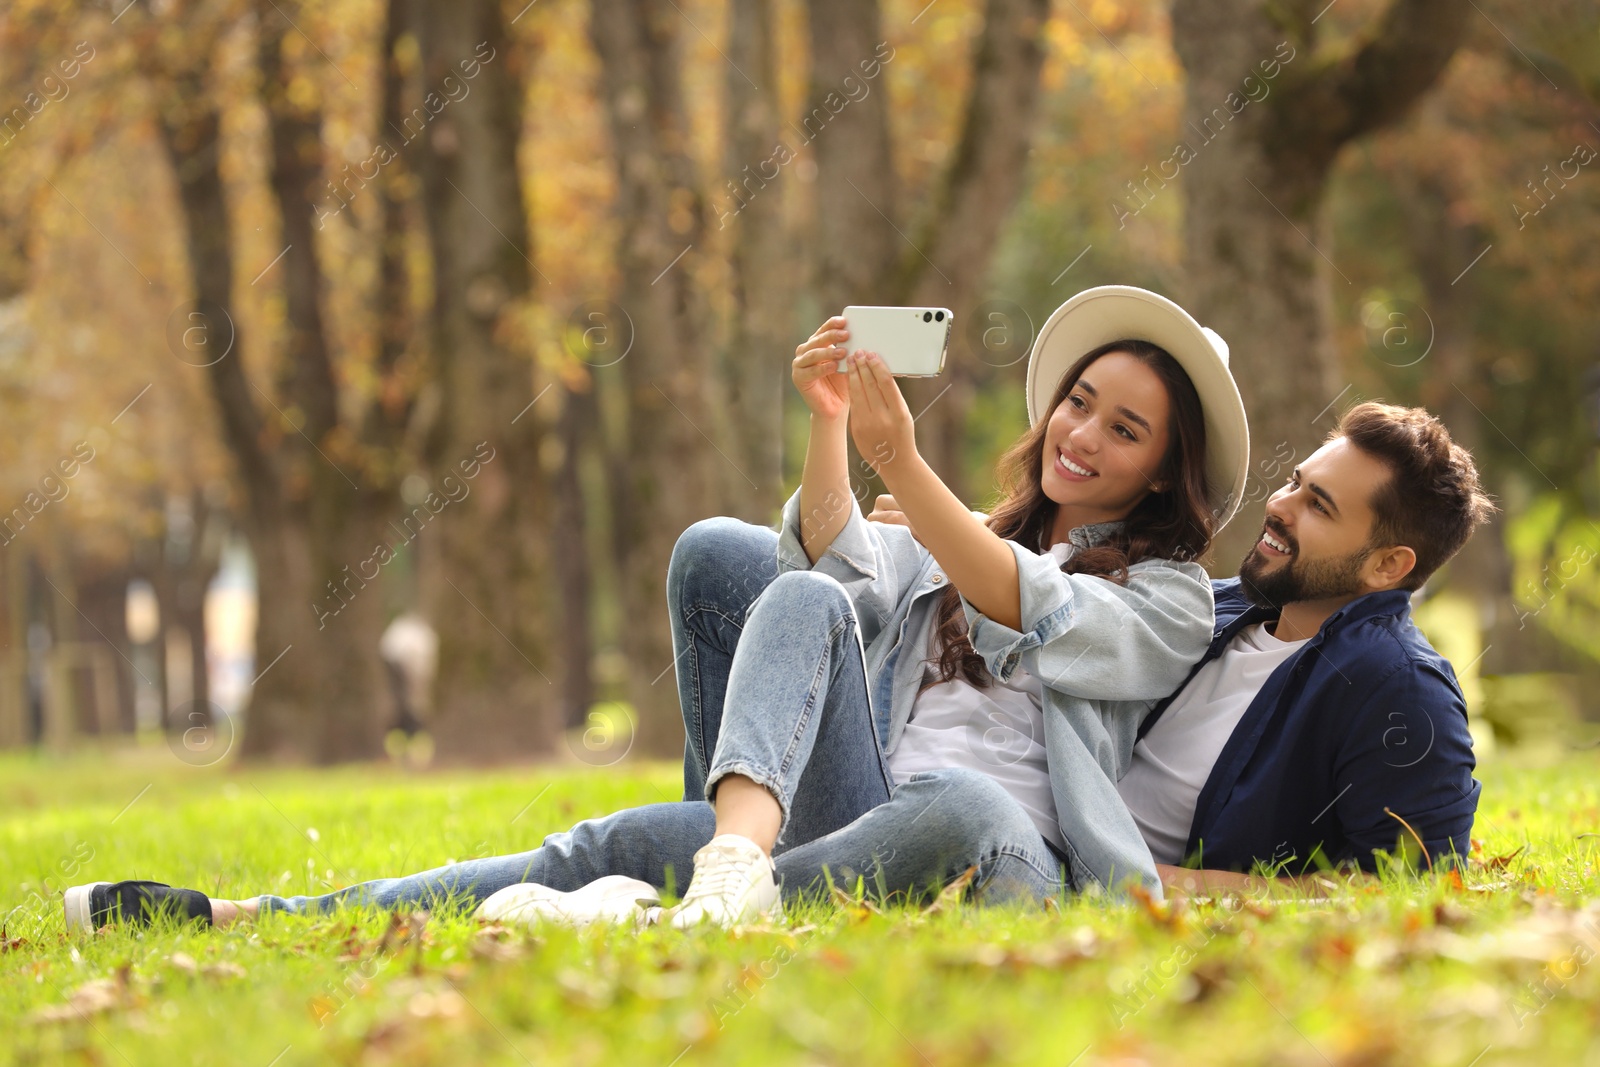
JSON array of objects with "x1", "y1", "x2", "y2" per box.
[{"x1": 1331, "y1": 402, "x2": 1497, "y2": 590}]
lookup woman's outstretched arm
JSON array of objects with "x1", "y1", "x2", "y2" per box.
[
  {"x1": 872, "y1": 443, "x2": 1022, "y2": 631},
  {"x1": 841, "y1": 348, "x2": 1024, "y2": 630}
]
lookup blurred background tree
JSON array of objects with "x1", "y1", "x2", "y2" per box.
[{"x1": 0, "y1": 0, "x2": 1593, "y2": 766}]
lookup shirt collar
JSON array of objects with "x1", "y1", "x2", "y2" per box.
[{"x1": 1052, "y1": 518, "x2": 1125, "y2": 553}]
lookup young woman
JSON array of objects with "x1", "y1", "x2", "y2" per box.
[
  {"x1": 64, "y1": 285, "x2": 1249, "y2": 932},
  {"x1": 666, "y1": 284, "x2": 1248, "y2": 914}
]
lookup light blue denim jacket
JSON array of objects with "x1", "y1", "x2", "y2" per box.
[{"x1": 775, "y1": 485, "x2": 1215, "y2": 896}]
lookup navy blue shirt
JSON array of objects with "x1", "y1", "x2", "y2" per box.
[{"x1": 1136, "y1": 578, "x2": 1482, "y2": 874}]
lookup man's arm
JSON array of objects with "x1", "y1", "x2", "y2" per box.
[
  {"x1": 1331, "y1": 661, "x2": 1480, "y2": 871},
  {"x1": 1157, "y1": 864, "x2": 1371, "y2": 899}
]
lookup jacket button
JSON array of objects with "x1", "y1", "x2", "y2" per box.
[{"x1": 931, "y1": 574, "x2": 943, "y2": 583}]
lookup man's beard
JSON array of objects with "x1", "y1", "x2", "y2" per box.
[{"x1": 1238, "y1": 524, "x2": 1371, "y2": 610}]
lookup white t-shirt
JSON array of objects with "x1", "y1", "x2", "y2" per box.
[
  {"x1": 1115, "y1": 622, "x2": 1308, "y2": 864},
  {"x1": 886, "y1": 543, "x2": 1073, "y2": 853}
]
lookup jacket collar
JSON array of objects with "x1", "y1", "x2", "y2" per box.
[
  {"x1": 1222, "y1": 585, "x2": 1415, "y2": 645},
  {"x1": 1314, "y1": 587, "x2": 1415, "y2": 633}
]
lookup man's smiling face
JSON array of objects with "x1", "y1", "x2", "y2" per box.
[{"x1": 1238, "y1": 437, "x2": 1398, "y2": 609}]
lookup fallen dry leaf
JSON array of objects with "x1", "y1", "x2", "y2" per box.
[
  {"x1": 1177, "y1": 959, "x2": 1231, "y2": 1004},
  {"x1": 30, "y1": 977, "x2": 133, "y2": 1025},
  {"x1": 815, "y1": 947, "x2": 854, "y2": 973},
  {"x1": 1478, "y1": 846, "x2": 1526, "y2": 872},
  {"x1": 922, "y1": 866, "x2": 977, "y2": 917},
  {"x1": 406, "y1": 989, "x2": 466, "y2": 1020},
  {"x1": 829, "y1": 884, "x2": 884, "y2": 923},
  {"x1": 1128, "y1": 882, "x2": 1188, "y2": 932},
  {"x1": 937, "y1": 929, "x2": 1098, "y2": 972},
  {"x1": 469, "y1": 936, "x2": 527, "y2": 962}
]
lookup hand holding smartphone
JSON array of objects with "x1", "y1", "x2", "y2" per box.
[{"x1": 835, "y1": 306, "x2": 954, "y2": 377}]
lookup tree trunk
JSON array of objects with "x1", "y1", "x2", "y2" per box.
[
  {"x1": 719, "y1": 0, "x2": 791, "y2": 516},
  {"x1": 801, "y1": 0, "x2": 896, "y2": 515},
  {"x1": 589, "y1": 0, "x2": 727, "y2": 757},
  {"x1": 254, "y1": 1, "x2": 394, "y2": 762},
  {"x1": 553, "y1": 380, "x2": 598, "y2": 733},
  {"x1": 154, "y1": 77, "x2": 321, "y2": 760},
  {"x1": 805, "y1": 0, "x2": 898, "y2": 316},
  {"x1": 413, "y1": 0, "x2": 558, "y2": 760},
  {"x1": 363, "y1": 0, "x2": 429, "y2": 458},
  {"x1": 892, "y1": 0, "x2": 1052, "y2": 505},
  {"x1": 145, "y1": 489, "x2": 223, "y2": 734},
  {"x1": 154, "y1": 4, "x2": 398, "y2": 764},
  {"x1": 73, "y1": 558, "x2": 138, "y2": 736},
  {"x1": 1171, "y1": 0, "x2": 1470, "y2": 570},
  {"x1": 799, "y1": 0, "x2": 1050, "y2": 509}
]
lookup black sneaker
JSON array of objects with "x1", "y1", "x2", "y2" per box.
[{"x1": 64, "y1": 881, "x2": 214, "y2": 933}]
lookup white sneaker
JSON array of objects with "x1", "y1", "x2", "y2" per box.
[
  {"x1": 474, "y1": 875, "x2": 661, "y2": 928},
  {"x1": 667, "y1": 834, "x2": 783, "y2": 929}
]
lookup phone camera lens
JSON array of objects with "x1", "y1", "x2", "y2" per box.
[
  {"x1": 923, "y1": 311, "x2": 932, "y2": 322},
  {"x1": 935, "y1": 311, "x2": 944, "y2": 322}
]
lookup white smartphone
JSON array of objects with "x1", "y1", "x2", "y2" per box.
[{"x1": 835, "y1": 306, "x2": 954, "y2": 377}]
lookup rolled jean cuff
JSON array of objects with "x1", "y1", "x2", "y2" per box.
[{"x1": 704, "y1": 759, "x2": 792, "y2": 841}]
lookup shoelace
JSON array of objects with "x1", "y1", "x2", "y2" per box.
[{"x1": 681, "y1": 842, "x2": 761, "y2": 912}]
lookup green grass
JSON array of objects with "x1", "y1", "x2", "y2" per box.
[{"x1": 4, "y1": 744, "x2": 1600, "y2": 1066}]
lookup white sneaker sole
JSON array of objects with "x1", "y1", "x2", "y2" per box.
[
  {"x1": 668, "y1": 901, "x2": 785, "y2": 929},
  {"x1": 667, "y1": 883, "x2": 784, "y2": 929},
  {"x1": 63, "y1": 882, "x2": 110, "y2": 934},
  {"x1": 474, "y1": 875, "x2": 661, "y2": 927}
]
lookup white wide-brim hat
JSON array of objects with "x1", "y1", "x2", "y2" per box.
[{"x1": 1025, "y1": 285, "x2": 1250, "y2": 531}]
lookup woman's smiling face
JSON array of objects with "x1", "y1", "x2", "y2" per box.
[{"x1": 1040, "y1": 350, "x2": 1173, "y2": 530}]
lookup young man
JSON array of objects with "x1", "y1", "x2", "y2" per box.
[{"x1": 877, "y1": 400, "x2": 1495, "y2": 893}]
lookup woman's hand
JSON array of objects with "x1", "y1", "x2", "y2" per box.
[
  {"x1": 791, "y1": 316, "x2": 852, "y2": 421},
  {"x1": 843, "y1": 349, "x2": 917, "y2": 476}
]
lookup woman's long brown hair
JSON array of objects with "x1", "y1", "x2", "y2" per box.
[{"x1": 916, "y1": 339, "x2": 1214, "y2": 696}]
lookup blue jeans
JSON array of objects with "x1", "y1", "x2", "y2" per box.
[{"x1": 255, "y1": 519, "x2": 1069, "y2": 917}]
